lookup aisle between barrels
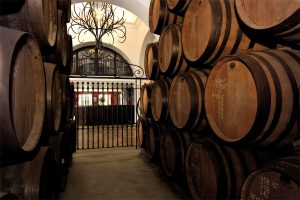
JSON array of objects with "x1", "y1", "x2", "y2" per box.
[{"x1": 59, "y1": 147, "x2": 190, "y2": 200}]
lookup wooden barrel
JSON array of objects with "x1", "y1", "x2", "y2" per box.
[
  {"x1": 151, "y1": 79, "x2": 172, "y2": 122},
  {"x1": 169, "y1": 69, "x2": 209, "y2": 130},
  {"x1": 185, "y1": 139, "x2": 258, "y2": 199},
  {"x1": 0, "y1": 147, "x2": 58, "y2": 199},
  {"x1": 69, "y1": 82, "x2": 75, "y2": 120},
  {"x1": 66, "y1": 34, "x2": 73, "y2": 74},
  {"x1": 137, "y1": 117, "x2": 151, "y2": 148},
  {"x1": 241, "y1": 154, "x2": 300, "y2": 200},
  {"x1": 149, "y1": 0, "x2": 182, "y2": 34},
  {"x1": 146, "y1": 121, "x2": 163, "y2": 162},
  {"x1": 0, "y1": 0, "x2": 24, "y2": 15},
  {"x1": 0, "y1": 192, "x2": 17, "y2": 200},
  {"x1": 58, "y1": 0, "x2": 71, "y2": 22},
  {"x1": 140, "y1": 84, "x2": 152, "y2": 118},
  {"x1": 44, "y1": 62, "x2": 63, "y2": 134},
  {"x1": 44, "y1": 10, "x2": 68, "y2": 67},
  {"x1": 160, "y1": 129, "x2": 196, "y2": 179},
  {"x1": 62, "y1": 120, "x2": 77, "y2": 154},
  {"x1": 167, "y1": 0, "x2": 190, "y2": 16},
  {"x1": 47, "y1": 131, "x2": 71, "y2": 192},
  {"x1": 144, "y1": 42, "x2": 161, "y2": 80},
  {"x1": 61, "y1": 74, "x2": 71, "y2": 125},
  {"x1": 158, "y1": 24, "x2": 189, "y2": 76},
  {"x1": 182, "y1": 0, "x2": 266, "y2": 66},
  {"x1": 205, "y1": 49, "x2": 300, "y2": 147},
  {"x1": 0, "y1": 27, "x2": 45, "y2": 165},
  {"x1": 235, "y1": 0, "x2": 300, "y2": 49},
  {"x1": 70, "y1": 119, "x2": 77, "y2": 153},
  {"x1": 0, "y1": 0, "x2": 57, "y2": 49}
]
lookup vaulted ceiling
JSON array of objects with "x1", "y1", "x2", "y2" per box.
[{"x1": 71, "y1": 0, "x2": 150, "y2": 24}]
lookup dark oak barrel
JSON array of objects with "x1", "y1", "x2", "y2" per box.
[
  {"x1": 235, "y1": 0, "x2": 300, "y2": 49},
  {"x1": 47, "y1": 131, "x2": 72, "y2": 192},
  {"x1": 146, "y1": 121, "x2": 163, "y2": 162},
  {"x1": 158, "y1": 24, "x2": 189, "y2": 76},
  {"x1": 70, "y1": 119, "x2": 77, "y2": 153},
  {"x1": 144, "y1": 42, "x2": 161, "y2": 80},
  {"x1": 0, "y1": 0, "x2": 24, "y2": 15},
  {"x1": 0, "y1": 192, "x2": 18, "y2": 200},
  {"x1": 61, "y1": 74, "x2": 71, "y2": 125},
  {"x1": 58, "y1": 0, "x2": 71, "y2": 22},
  {"x1": 44, "y1": 62, "x2": 63, "y2": 134},
  {"x1": 169, "y1": 69, "x2": 209, "y2": 130},
  {"x1": 292, "y1": 139, "x2": 300, "y2": 152},
  {"x1": 137, "y1": 117, "x2": 151, "y2": 148},
  {"x1": 0, "y1": 0, "x2": 57, "y2": 49},
  {"x1": 69, "y1": 82, "x2": 75, "y2": 120},
  {"x1": 0, "y1": 147, "x2": 58, "y2": 199},
  {"x1": 167, "y1": 0, "x2": 190, "y2": 16},
  {"x1": 241, "y1": 154, "x2": 300, "y2": 200},
  {"x1": 149, "y1": 0, "x2": 182, "y2": 34},
  {"x1": 44, "y1": 10, "x2": 68, "y2": 67},
  {"x1": 185, "y1": 139, "x2": 258, "y2": 199},
  {"x1": 65, "y1": 34, "x2": 73, "y2": 74},
  {"x1": 182, "y1": 0, "x2": 266, "y2": 66},
  {"x1": 62, "y1": 120, "x2": 77, "y2": 154},
  {"x1": 151, "y1": 79, "x2": 172, "y2": 122},
  {"x1": 140, "y1": 84, "x2": 153, "y2": 118},
  {"x1": 160, "y1": 129, "x2": 196, "y2": 179},
  {"x1": 0, "y1": 27, "x2": 45, "y2": 165},
  {"x1": 205, "y1": 49, "x2": 300, "y2": 147}
]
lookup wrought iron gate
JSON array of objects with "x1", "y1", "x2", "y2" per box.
[{"x1": 70, "y1": 76, "x2": 145, "y2": 149}]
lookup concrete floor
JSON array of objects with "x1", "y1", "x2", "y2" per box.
[{"x1": 59, "y1": 147, "x2": 191, "y2": 200}]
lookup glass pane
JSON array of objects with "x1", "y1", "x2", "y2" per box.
[{"x1": 78, "y1": 94, "x2": 93, "y2": 106}]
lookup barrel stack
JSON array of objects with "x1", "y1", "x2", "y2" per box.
[
  {"x1": 0, "y1": 0, "x2": 75, "y2": 198},
  {"x1": 143, "y1": 0, "x2": 300, "y2": 199}
]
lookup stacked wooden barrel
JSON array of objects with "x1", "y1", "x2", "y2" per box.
[
  {"x1": 0, "y1": 0, "x2": 75, "y2": 198},
  {"x1": 143, "y1": 0, "x2": 300, "y2": 199}
]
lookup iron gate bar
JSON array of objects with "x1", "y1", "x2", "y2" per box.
[
  {"x1": 106, "y1": 82, "x2": 109, "y2": 147},
  {"x1": 96, "y1": 82, "x2": 99, "y2": 148},
  {"x1": 130, "y1": 83, "x2": 134, "y2": 146},
  {"x1": 116, "y1": 83, "x2": 119, "y2": 146},
  {"x1": 125, "y1": 83, "x2": 127, "y2": 146},
  {"x1": 82, "y1": 82, "x2": 84, "y2": 148},
  {"x1": 87, "y1": 82, "x2": 90, "y2": 148},
  {"x1": 121, "y1": 83, "x2": 124, "y2": 147},
  {"x1": 111, "y1": 83, "x2": 115, "y2": 147},
  {"x1": 70, "y1": 75, "x2": 147, "y2": 150},
  {"x1": 76, "y1": 82, "x2": 79, "y2": 149},
  {"x1": 92, "y1": 82, "x2": 95, "y2": 148},
  {"x1": 102, "y1": 82, "x2": 104, "y2": 148}
]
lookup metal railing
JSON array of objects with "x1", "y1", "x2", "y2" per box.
[{"x1": 70, "y1": 76, "x2": 145, "y2": 149}]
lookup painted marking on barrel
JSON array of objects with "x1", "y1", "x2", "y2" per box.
[
  {"x1": 191, "y1": 13, "x2": 197, "y2": 36},
  {"x1": 211, "y1": 78, "x2": 227, "y2": 119}
]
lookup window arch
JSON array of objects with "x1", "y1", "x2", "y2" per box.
[{"x1": 72, "y1": 46, "x2": 133, "y2": 77}]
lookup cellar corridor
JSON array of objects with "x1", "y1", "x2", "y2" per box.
[{"x1": 59, "y1": 147, "x2": 190, "y2": 200}]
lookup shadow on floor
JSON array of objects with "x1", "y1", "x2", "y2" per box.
[{"x1": 59, "y1": 147, "x2": 191, "y2": 200}]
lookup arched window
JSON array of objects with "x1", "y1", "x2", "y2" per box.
[{"x1": 72, "y1": 46, "x2": 133, "y2": 76}]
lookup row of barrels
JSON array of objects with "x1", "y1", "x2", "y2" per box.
[
  {"x1": 0, "y1": 0, "x2": 71, "y2": 50},
  {"x1": 145, "y1": 0, "x2": 300, "y2": 199},
  {"x1": 0, "y1": 121, "x2": 76, "y2": 199},
  {"x1": 137, "y1": 118, "x2": 300, "y2": 199},
  {"x1": 141, "y1": 48, "x2": 300, "y2": 148},
  {"x1": 0, "y1": 0, "x2": 75, "y2": 199},
  {"x1": 146, "y1": 0, "x2": 299, "y2": 79}
]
